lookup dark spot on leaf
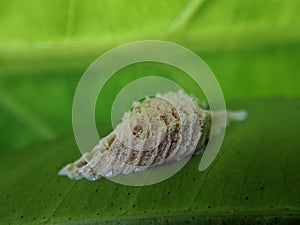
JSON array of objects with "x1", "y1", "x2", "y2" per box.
[
  {"x1": 97, "y1": 213, "x2": 100, "y2": 215},
  {"x1": 33, "y1": 218, "x2": 36, "y2": 220},
  {"x1": 20, "y1": 216, "x2": 23, "y2": 219},
  {"x1": 245, "y1": 196, "x2": 249, "y2": 200},
  {"x1": 128, "y1": 192, "x2": 131, "y2": 195},
  {"x1": 69, "y1": 217, "x2": 72, "y2": 220},
  {"x1": 111, "y1": 203, "x2": 114, "y2": 206},
  {"x1": 168, "y1": 191, "x2": 171, "y2": 195},
  {"x1": 260, "y1": 186, "x2": 264, "y2": 190},
  {"x1": 96, "y1": 189, "x2": 99, "y2": 192},
  {"x1": 132, "y1": 204, "x2": 135, "y2": 207},
  {"x1": 208, "y1": 205, "x2": 211, "y2": 208}
]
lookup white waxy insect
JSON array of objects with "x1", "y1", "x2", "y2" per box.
[{"x1": 58, "y1": 90, "x2": 247, "y2": 181}]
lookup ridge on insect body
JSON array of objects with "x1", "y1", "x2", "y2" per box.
[{"x1": 59, "y1": 90, "x2": 247, "y2": 181}]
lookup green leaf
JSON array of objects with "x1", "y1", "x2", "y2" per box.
[
  {"x1": 0, "y1": 0, "x2": 188, "y2": 44},
  {"x1": 0, "y1": 1, "x2": 299, "y2": 224},
  {"x1": 0, "y1": 99, "x2": 299, "y2": 224}
]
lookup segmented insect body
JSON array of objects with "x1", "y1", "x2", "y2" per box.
[{"x1": 59, "y1": 91, "x2": 211, "y2": 181}]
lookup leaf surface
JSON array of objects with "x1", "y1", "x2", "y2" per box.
[{"x1": 0, "y1": 99, "x2": 299, "y2": 225}]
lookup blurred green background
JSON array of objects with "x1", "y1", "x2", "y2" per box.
[
  {"x1": 0, "y1": 0, "x2": 299, "y2": 224},
  {"x1": 1, "y1": 0, "x2": 299, "y2": 153}
]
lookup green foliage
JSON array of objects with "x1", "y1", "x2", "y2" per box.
[
  {"x1": 0, "y1": 0, "x2": 299, "y2": 224},
  {"x1": 0, "y1": 99, "x2": 299, "y2": 224},
  {"x1": 1, "y1": 0, "x2": 299, "y2": 152}
]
